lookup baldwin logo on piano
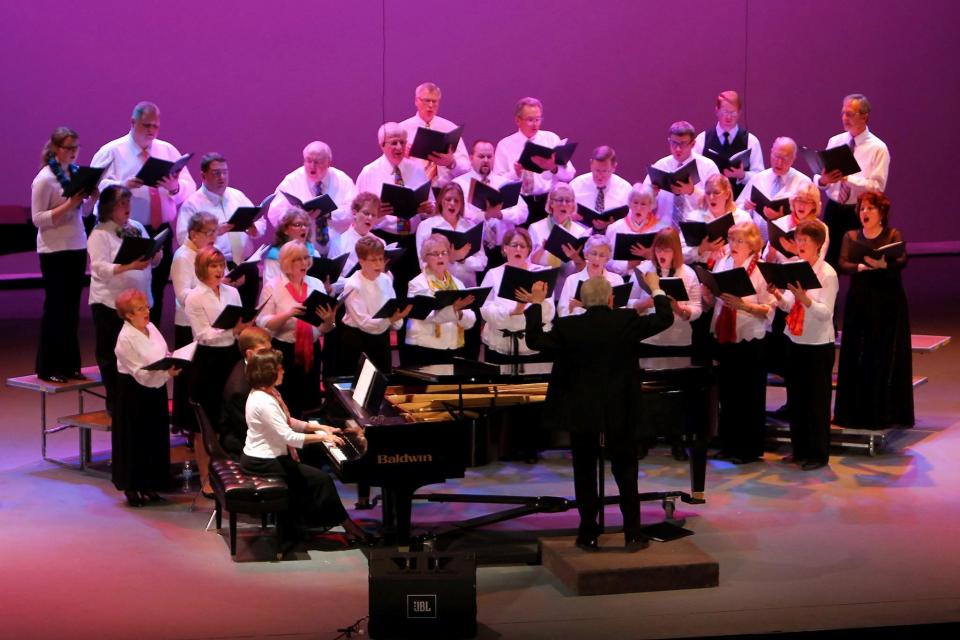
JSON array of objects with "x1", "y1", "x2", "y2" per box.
[{"x1": 377, "y1": 453, "x2": 434, "y2": 464}]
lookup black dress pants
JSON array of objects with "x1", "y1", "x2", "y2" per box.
[
  {"x1": 786, "y1": 342, "x2": 835, "y2": 463},
  {"x1": 91, "y1": 303, "x2": 124, "y2": 413},
  {"x1": 569, "y1": 432, "x2": 640, "y2": 538},
  {"x1": 36, "y1": 249, "x2": 86, "y2": 378}
]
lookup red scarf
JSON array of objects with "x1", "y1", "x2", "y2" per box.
[
  {"x1": 714, "y1": 254, "x2": 758, "y2": 344},
  {"x1": 786, "y1": 260, "x2": 814, "y2": 336},
  {"x1": 285, "y1": 280, "x2": 314, "y2": 372}
]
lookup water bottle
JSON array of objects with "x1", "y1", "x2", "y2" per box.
[{"x1": 181, "y1": 459, "x2": 194, "y2": 493}]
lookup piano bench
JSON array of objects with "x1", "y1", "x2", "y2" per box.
[{"x1": 208, "y1": 458, "x2": 289, "y2": 558}]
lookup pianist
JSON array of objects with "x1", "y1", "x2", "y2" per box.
[
  {"x1": 522, "y1": 274, "x2": 673, "y2": 551},
  {"x1": 241, "y1": 349, "x2": 373, "y2": 545}
]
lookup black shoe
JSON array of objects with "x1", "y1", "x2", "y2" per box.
[
  {"x1": 67, "y1": 371, "x2": 88, "y2": 381},
  {"x1": 124, "y1": 491, "x2": 142, "y2": 507},
  {"x1": 801, "y1": 460, "x2": 828, "y2": 471},
  {"x1": 40, "y1": 374, "x2": 68, "y2": 384},
  {"x1": 140, "y1": 492, "x2": 165, "y2": 503},
  {"x1": 625, "y1": 532, "x2": 650, "y2": 551},
  {"x1": 575, "y1": 535, "x2": 600, "y2": 552},
  {"x1": 671, "y1": 443, "x2": 689, "y2": 462},
  {"x1": 780, "y1": 454, "x2": 804, "y2": 465}
]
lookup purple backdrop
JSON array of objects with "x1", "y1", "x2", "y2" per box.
[{"x1": 2, "y1": 0, "x2": 958, "y2": 302}]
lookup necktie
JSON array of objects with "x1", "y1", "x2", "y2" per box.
[
  {"x1": 837, "y1": 137, "x2": 855, "y2": 204},
  {"x1": 672, "y1": 193, "x2": 687, "y2": 227},
  {"x1": 423, "y1": 119, "x2": 439, "y2": 182},
  {"x1": 140, "y1": 149, "x2": 163, "y2": 230},
  {"x1": 314, "y1": 181, "x2": 329, "y2": 246},
  {"x1": 393, "y1": 165, "x2": 404, "y2": 187},
  {"x1": 771, "y1": 175, "x2": 783, "y2": 197},
  {"x1": 722, "y1": 131, "x2": 731, "y2": 150},
  {"x1": 595, "y1": 186, "x2": 605, "y2": 213},
  {"x1": 393, "y1": 166, "x2": 408, "y2": 233}
]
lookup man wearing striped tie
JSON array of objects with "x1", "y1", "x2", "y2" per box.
[
  {"x1": 814, "y1": 94, "x2": 890, "y2": 268},
  {"x1": 399, "y1": 82, "x2": 469, "y2": 187}
]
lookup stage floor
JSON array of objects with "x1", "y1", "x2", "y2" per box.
[{"x1": 1, "y1": 289, "x2": 959, "y2": 639}]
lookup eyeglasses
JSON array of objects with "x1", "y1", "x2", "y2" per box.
[
  {"x1": 506, "y1": 243, "x2": 529, "y2": 249},
  {"x1": 288, "y1": 222, "x2": 309, "y2": 228},
  {"x1": 667, "y1": 138, "x2": 692, "y2": 148},
  {"x1": 206, "y1": 169, "x2": 228, "y2": 177},
  {"x1": 550, "y1": 197, "x2": 575, "y2": 204},
  {"x1": 59, "y1": 144, "x2": 80, "y2": 151},
  {"x1": 425, "y1": 250, "x2": 450, "y2": 257},
  {"x1": 717, "y1": 109, "x2": 739, "y2": 117}
]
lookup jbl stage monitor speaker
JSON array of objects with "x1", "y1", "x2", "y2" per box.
[{"x1": 368, "y1": 550, "x2": 477, "y2": 639}]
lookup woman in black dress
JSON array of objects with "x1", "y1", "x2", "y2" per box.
[{"x1": 834, "y1": 191, "x2": 914, "y2": 429}]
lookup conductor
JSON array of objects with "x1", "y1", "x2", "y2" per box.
[{"x1": 522, "y1": 274, "x2": 673, "y2": 551}]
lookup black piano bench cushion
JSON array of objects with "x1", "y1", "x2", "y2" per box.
[{"x1": 209, "y1": 459, "x2": 289, "y2": 513}]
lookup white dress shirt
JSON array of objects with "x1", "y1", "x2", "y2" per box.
[
  {"x1": 570, "y1": 173, "x2": 632, "y2": 213},
  {"x1": 257, "y1": 274, "x2": 332, "y2": 343},
  {"x1": 115, "y1": 321, "x2": 172, "y2": 388},
  {"x1": 398, "y1": 113, "x2": 470, "y2": 185},
  {"x1": 415, "y1": 215, "x2": 488, "y2": 287},
  {"x1": 452, "y1": 170, "x2": 529, "y2": 247},
  {"x1": 775, "y1": 258, "x2": 838, "y2": 346},
  {"x1": 528, "y1": 217, "x2": 591, "y2": 297},
  {"x1": 628, "y1": 262, "x2": 703, "y2": 347},
  {"x1": 356, "y1": 155, "x2": 430, "y2": 200},
  {"x1": 87, "y1": 220, "x2": 154, "y2": 308},
  {"x1": 327, "y1": 226, "x2": 385, "y2": 286},
  {"x1": 644, "y1": 152, "x2": 720, "y2": 224},
  {"x1": 603, "y1": 216, "x2": 672, "y2": 275},
  {"x1": 557, "y1": 267, "x2": 622, "y2": 317},
  {"x1": 170, "y1": 241, "x2": 200, "y2": 327},
  {"x1": 341, "y1": 271, "x2": 402, "y2": 335},
  {"x1": 244, "y1": 389, "x2": 307, "y2": 457},
  {"x1": 708, "y1": 255, "x2": 775, "y2": 341},
  {"x1": 493, "y1": 129, "x2": 576, "y2": 194},
  {"x1": 694, "y1": 124, "x2": 765, "y2": 188},
  {"x1": 184, "y1": 282, "x2": 241, "y2": 347},
  {"x1": 266, "y1": 165, "x2": 357, "y2": 234},
  {"x1": 404, "y1": 272, "x2": 477, "y2": 350},
  {"x1": 92, "y1": 133, "x2": 196, "y2": 227},
  {"x1": 177, "y1": 185, "x2": 264, "y2": 262},
  {"x1": 735, "y1": 167, "x2": 813, "y2": 210},
  {"x1": 814, "y1": 127, "x2": 890, "y2": 205},
  {"x1": 479, "y1": 264, "x2": 556, "y2": 355},
  {"x1": 31, "y1": 166, "x2": 87, "y2": 253}
]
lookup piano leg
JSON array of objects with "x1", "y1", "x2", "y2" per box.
[
  {"x1": 380, "y1": 487, "x2": 415, "y2": 547},
  {"x1": 686, "y1": 379, "x2": 717, "y2": 502}
]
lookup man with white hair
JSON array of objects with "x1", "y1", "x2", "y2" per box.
[
  {"x1": 493, "y1": 97, "x2": 576, "y2": 195},
  {"x1": 398, "y1": 82, "x2": 470, "y2": 186},
  {"x1": 356, "y1": 122, "x2": 434, "y2": 230},
  {"x1": 523, "y1": 274, "x2": 673, "y2": 552},
  {"x1": 266, "y1": 141, "x2": 357, "y2": 251},
  {"x1": 735, "y1": 137, "x2": 813, "y2": 220}
]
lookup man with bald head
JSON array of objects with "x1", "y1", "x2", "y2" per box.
[
  {"x1": 93, "y1": 101, "x2": 197, "y2": 326},
  {"x1": 267, "y1": 141, "x2": 357, "y2": 250},
  {"x1": 736, "y1": 137, "x2": 813, "y2": 221},
  {"x1": 399, "y1": 82, "x2": 470, "y2": 186}
]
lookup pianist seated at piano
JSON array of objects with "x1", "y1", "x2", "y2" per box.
[
  {"x1": 257, "y1": 240, "x2": 337, "y2": 419},
  {"x1": 403, "y1": 234, "x2": 477, "y2": 366},
  {"x1": 333, "y1": 236, "x2": 412, "y2": 376},
  {"x1": 557, "y1": 235, "x2": 621, "y2": 317},
  {"x1": 241, "y1": 349, "x2": 373, "y2": 545},
  {"x1": 479, "y1": 228, "x2": 556, "y2": 363}
]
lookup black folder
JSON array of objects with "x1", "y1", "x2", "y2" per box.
[
  {"x1": 573, "y1": 280, "x2": 632, "y2": 307},
  {"x1": 702, "y1": 147, "x2": 751, "y2": 174},
  {"x1": 432, "y1": 286, "x2": 492, "y2": 313},
  {"x1": 135, "y1": 153, "x2": 193, "y2": 187},
  {"x1": 432, "y1": 223, "x2": 484, "y2": 257},
  {"x1": 373, "y1": 295, "x2": 437, "y2": 321},
  {"x1": 577, "y1": 204, "x2": 629, "y2": 228},
  {"x1": 280, "y1": 190, "x2": 338, "y2": 216},
  {"x1": 647, "y1": 161, "x2": 701, "y2": 191},
  {"x1": 370, "y1": 227, "x2": 415, "y2": 246},
  {"x1": 679, "y1": 213, "x2": 736, "y2": 248},
  {"x1": 844, "y1": 240, "x2": 906, "y2": 264},
  {"x1": 225, "y1": 193, "x2": 276, "y2": 232},
  {"x1": 756, "y1": 261, "x2": 822, "y2": 291},
  {"x1": 497, "y1": 266, "x2": 561, "y2": 302},
  {"x1": 693, "y1": 265, "x2": 756, "y2": 297},
  {"x1": 296, "y1": 289, "x2": 342, "y2": 326},
  {"x1": 632, "y1": 269, "x2": 690, "y2": 302},
  {"x1": 767, "y1": 223, "x2": 797, "y2": 258},
  {"x1": 211, "y1": 297, "x2": 270, "y2": 330},
  {"x1": 113, "y1": 227, "x2": 170, "y2": 264},
  {"x1": 142, "y1": 341, "x2": 197, "y2": 371},
  {"x1": 306, "y1": 253, "x2": 349, "y2": 283},
  {"x1": 543, "y1": 225, "x2": 587, "y2": 262},
  {"x1": 408, "y1": 125, "x2": 463, "y2": 161},
  {"x1": 62, "y1": 163, "x2": 111, "y2": 198},
  {"x1": 225, "y1": 244, "x2": 268, "y2": 282},
  {"x1": 468, "y1": 179, "x2": 522, "y2": 210},
  {"x1": 613, "y1": 232, "x2": 658, "y2": 261},
  {"x1": 518, "y1": 140, "x2": 578, "y2": 174},
  {"x1": 519, "y1": 192, "x2": 549, "y2": 228},
  {"x1": 750, "y1": 186, "x2": 791, "y2": 219},
  {"x1": 380, "y1": 182, "x2": 432, "y2": 219},
  {"x1": 801, "y1": 145, "x2": 861, "y2": 177}
]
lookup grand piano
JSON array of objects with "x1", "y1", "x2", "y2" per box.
[{"x1": 322, "y1": 356, "x2": 717, "y2": 545}]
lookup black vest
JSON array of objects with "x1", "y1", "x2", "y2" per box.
[{"x1": 703, "y1": 127, "x2": 750, "y2": 198}]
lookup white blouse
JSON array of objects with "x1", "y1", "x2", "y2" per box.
[
  {"x1": 170, "y1": 242, "x2": 199, "y2": 327},
  {"x1": 341, "y1": 271, "x2": 402, "y2": 335},
  {"x1": 603, "y1": 216, "x2": 672, "y2": 275},
  {"x1": 479, "y1": 264, "x2": 556, "y2": 356},
  {"x1": 557, "y1": 267, "x2": 623, "y2": 317},
  {"x1": 405, "y1": 272, "x2": 477, "y2": 350},
  {"x1": 244, "y1": 389, "x2": 307, "y2": 458},
  {"x1": 775, "y1": 258, "x2": 838, "y2": 346},
  {"x1": 184, "y1": 282, "x2": 241, "y2": 347},
  {"x1": 528, "y1": 217, "x2": 590, "y2": 299},
  {"x1": 115, "y1": 321, "x2": 172, "y2": 388},
  {"x1": 87, "y1": 220, "x2": 155, "y2": 308},
  {"x1": 629, "y1": 262, "x2": 703, "y2": 347},
  {"x1": 31, "y1": 165, "x2": 87, "y2": 253},
  {"x1": 415, "y1": 215, "x2": 488, "y2": 287},
  {"x1": 257, "y1": 274, "x2": 333, "y2": 343},
  {"x1": 708, "y1": 254, "x2": 775, "y2": 342}
]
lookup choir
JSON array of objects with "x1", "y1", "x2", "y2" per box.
[{"x1": 29, "y1": 87, "x2": 911, "y2": 518}]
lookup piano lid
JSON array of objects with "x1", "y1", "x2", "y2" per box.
[{"x1": 394, "y1": 358, "x2": 553, "y2": 384}]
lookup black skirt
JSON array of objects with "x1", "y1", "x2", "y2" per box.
[
  {"x1": 240, "y1": 454, "x2": 347, "y2": 528},
  {"x1": 272, "y1": 338, "x2": 322, "y2": 419},
  {"x1": 111, "y1": 374, "x2": 171, "y2": 492},
  {"x1": 189, "y1": 343, "x2": 240, "y2": 432}
]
